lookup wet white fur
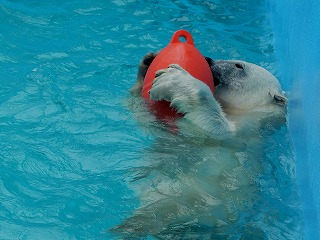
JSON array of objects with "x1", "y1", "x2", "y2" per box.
[
  {"x1": 112, "y1": 61, "x2": 291, "y2": 238},
  {"x1": 150, "y1": 62, "x2": 286, "y2": 136}
]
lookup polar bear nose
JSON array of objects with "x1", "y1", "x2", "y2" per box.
[
  {"x1": 206, "y1": 59, "x2": 221, "y2": 86},
  {"x1": 205, "y1": 57, "x2": 214, "y2": 67},
  {"x1": 214, "y1": 76, "x2": 221, "y2": 86}
]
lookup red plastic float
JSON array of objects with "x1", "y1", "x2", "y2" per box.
[
  {"x1": 142, "y1": 29, "x2": 214, "y2": 98},
  {"x1": 141, "y1": 30, "x2": 214, "y2": 129}
]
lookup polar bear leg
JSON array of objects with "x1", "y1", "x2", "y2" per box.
[
  {"x1": 130, "y1": 52, "x2": 157, "y2": 95},
  {"x1": 150, "y1": 64, "x2": 234, "y2": 134}
]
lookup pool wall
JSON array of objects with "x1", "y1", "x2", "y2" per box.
[{"x1": 268, "y1": 1, "x2": 320, "y2": 239}]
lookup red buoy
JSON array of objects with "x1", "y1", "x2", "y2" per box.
[{"x1": 142, "y1": 29, "x2": 214, "y2": 98}]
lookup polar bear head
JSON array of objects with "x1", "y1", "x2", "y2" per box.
[{"x1": 210, "y1": 60, "x2": 287, "y2": 112}]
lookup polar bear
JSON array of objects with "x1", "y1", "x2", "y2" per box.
[
  {"x1": 111, "y1": 53, "x2": 301, "y2": 239},
  {"x1": 131, "y1": 52, "x2": 287, "y2": 136}
]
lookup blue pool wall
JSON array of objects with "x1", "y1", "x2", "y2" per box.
[{"x1": 268, "y1": 1, "x2": 320, "y2": 239}]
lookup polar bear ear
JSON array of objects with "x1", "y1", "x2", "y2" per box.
[{"x1": 273, "y1": 92, "x2": 287, "y2": 105}]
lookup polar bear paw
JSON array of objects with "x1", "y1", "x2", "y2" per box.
[
  {"x1": 149, "y1": 64, "x2": 233, "y2": 134},
  {"x1": 150, "y1": 64, "x2": 213, "y2": 113},
  {"x1": 150, "y1": 64, "x2": 187, "y2": 102}
]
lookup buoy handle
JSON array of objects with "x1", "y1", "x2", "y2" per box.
[{"x1": 169, "y1": 29, "x2": 195, "y2": 45}]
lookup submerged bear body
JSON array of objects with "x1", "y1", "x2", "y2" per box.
[{"x1": 111, "y1": 54, "x2": 302, "y2": 239}]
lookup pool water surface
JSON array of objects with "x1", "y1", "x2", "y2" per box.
[{"x1": 0, "y1": 0, "x2": 304, "y2": 239}]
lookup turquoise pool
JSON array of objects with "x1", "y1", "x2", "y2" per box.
[{"x1": 0, "y1": 0, "x2": 313, "y2": 239}]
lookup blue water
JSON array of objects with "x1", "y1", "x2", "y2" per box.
[
  {"x1": 0, "y1": 0, "x2": 312, "y2": 239},
  {"x1": 268, "y1": 1, "x2": 320, "y2": 239}
]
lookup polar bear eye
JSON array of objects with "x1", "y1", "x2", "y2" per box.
[{"x1": 235, "y1": 63, "x2": 244, "y2": 69}]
